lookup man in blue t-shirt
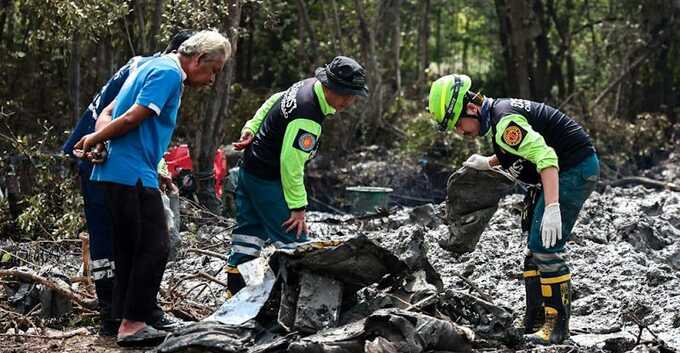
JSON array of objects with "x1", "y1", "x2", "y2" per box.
[
  {"x1": 62, "y1": 30, "x2": 193, "y2": 336},
  {"x1": 73, "y1": 30, "x2": 231, "y2": 347}
]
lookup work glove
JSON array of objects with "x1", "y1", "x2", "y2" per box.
[
  {"x1": 463, "y1": 154, "x2": 492, "y2": 171},
  {"x1": 540, "y1": 203, "x2": 562, "y2": 248}
]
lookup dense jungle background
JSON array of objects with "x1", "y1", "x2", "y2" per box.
[{"x1": 0, "y1": 0, "x2": 678, "y2": 240}]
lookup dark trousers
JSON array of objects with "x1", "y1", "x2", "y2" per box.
[{"x1": 103, "y1": 180, "x2": 169, "y2": 322}]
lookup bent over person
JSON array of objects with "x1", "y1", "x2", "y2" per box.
[
  {"x1": 428, "y1": 74, "x2": 599, "y2": 344},
  {"x1": 62, "y1": 29, "x2": 194, "y2": 336},
  {"x1": 74, "y1": 30, "x2": 231, "y2": 347},
  {"x1": 227, "y1": 56, "x2": 368, "y2": 296}
]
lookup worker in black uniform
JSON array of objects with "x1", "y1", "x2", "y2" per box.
[
  {"x1": 428, "y1": 74, "x2": 599, "y2": 344},
  {"x1": 227, "y1": 56, "x2": 368, "y2": 296}
]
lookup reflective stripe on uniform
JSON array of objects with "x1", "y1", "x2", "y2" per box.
[
  {"x1": 231, "y1": 233, "x2": 266, "y2": 248},
  {"x1": 540, "y1": 273, "x2": 572, "y2": 284},
  {"x1": 91, "y1": 258, "x2": 112, "y2": 270},
  {"x1": 92, "y1": 268, "x2": 114, "y2": 280},
  {"x1": 523, "y1": 270, "x2": 539, "y2": 278},
  {"x1": 231, "y1": 244, "x2": 261, "y2": 257},
  {"x1": 91, "y1": 258, "x2": 114, "y2": 280}
]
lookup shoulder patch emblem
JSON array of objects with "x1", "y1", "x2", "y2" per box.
[
  {"x1": 502, "y1": 121, "x2": 527, "y2": 147},
  {"x1": 293, "y1": 129, "x2": 318, "y2": 153}
]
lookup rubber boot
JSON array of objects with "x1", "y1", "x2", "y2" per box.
[
  {"x1": 528, "y1": 275, "x2": 571, "y2": 344},
  {"x1": 523, "y1": 255, "x2": 544, "y2": 333},
  {"x1": 94, "y1": 277, "x2": 120, "y2": 337},
  {"x1": 226, "y1": 267, "x2": 245, "y2": 298}
]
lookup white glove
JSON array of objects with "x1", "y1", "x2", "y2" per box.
[
  {"x1": 463, "y1": 154, "x2": 492, "y2": 171},
  {"x1": 541, "y1": 203, "x2": 562, "y2": 248}
]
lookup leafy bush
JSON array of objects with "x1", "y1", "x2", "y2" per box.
[{"x1": 0, "y1": 112, "x2": 83, "y2": 240}]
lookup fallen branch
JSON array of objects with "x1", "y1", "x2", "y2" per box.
[
  {"x1": 0, "y1": 249, "x2": 39, "y2": 268},
  {"x1": 168, "y1": 271, "x2": 228, "y2": 296},
  {"x1": 405, "y1": 293, "x2": 438, "y2": 312},
  {"x1": 197, "y1": 271, "x2": 228, "y2": 288},
  {"x1": 0, "y1": 327, "x2": 89, "y2": 340},
  {"x1": 187, "y1": 248, "x2": 230, "y2": 262},
  {"x1": 609, "y1": 176, "x2": 680, "y2": 192},
  {"x1": 443, "y1": 289, "x2": 513, "y2": 326},
  {"x1": 455, "y1": 273, "x2": 494, "y2": 303},
  {"x1": 627, "y1": 313, "x2": 661, "y2": 343},
  {"x1": 0, "y1": 270, "x2": 97, "y2": 310}
]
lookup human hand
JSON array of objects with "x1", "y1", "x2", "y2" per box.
[
  {"x1": 159, "y1": 174, "x2": 178, "y2": 194},
  {"x1": 540, "y1": 203, "x2": 562, "y2": 248},
  {"x1": 282, "y1": 209, "x2": 307, "y2": 239},
  {"x1": 462, "y1": 154, "x2": 492, "y2": 170},
  {"x1": 73, "y1": 134, "x2": 98, "y2": 160},
  {"x1": 232, "y1": 130, "x2": 254, "y2": 151},
  {"x1": 89, "y1": 143, "x2": 108, "y2": 164}
]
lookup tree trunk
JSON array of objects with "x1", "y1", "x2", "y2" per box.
[
  {"x1": 104, "y1": 34, "x2": 114, "y2": 78},
  {"x1": 532, "y1": 0, "x2": 552, "y2": 101},
  {"x1": 417, "y1": 0, "x2": 430, "y2": 89},
  {"x1": 494, "y1": 0, "x2": 513, "y2": 94},
  {"x1": 640, "y1": 0, "x2": 676, "y2": 121},
  {"x1": 295, "y1": 0, "x2": 318, "y2": 69},
  {"x1": 0, "y1": 0, "x2": 11, "y2": 42},
  {"x1": 69, "y1": 31, "x2": 81, "y2": 122},
  {"x1": 353, "y1": 0, "x2": 381, "y2": 144},
  {"x1": 134, "y1": 0, "x2": 146, "y2": 54},
  {"x1": 3, "y1": 0, "x2": 14, "y2": 53},
  {"x1": 330, "y1": 0, "x2": 343, "y2": 53},
  {"x1": 462, "y1": 18, "x2": 470, "y2": 73},
  {"x1": 148, "y1": 0, "x2": 163, "y2": 52},
  {"x1": 435, "y1": 4, "x2": 441, "y2": 63},
  {"x1": 506, "y1": 0, "x2": 532, "y2": 98},
  {"x1": 193, "y1": 0, "x2": 242, "y2": 212},
  {"x1": 390, "y1": 0, "x2": 402, "y2": 93},
  {"x1": 122, "y1": 1, "x2": 136, "y2": 56}
]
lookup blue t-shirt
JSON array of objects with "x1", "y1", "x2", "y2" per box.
[
  {"x1": 91, "y1": 55, "x2": 183, "y2": 188},
  {"x1": 62, "y1": 55, "x2": 158, "y2": 176}
]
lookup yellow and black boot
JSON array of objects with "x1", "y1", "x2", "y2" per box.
[
  {"x1": 523, "y1": 255, "x2": 544, "y2": 333},
  {"x1": 226, "y1": 266, "x2": 245, "y2": 298},
  {"x1": 528, "y1": 274, "x2": 571, "y2": 344}
]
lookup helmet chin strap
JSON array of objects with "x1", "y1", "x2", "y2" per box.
[{"x1": 438, "y1": 77, "x2": 461, "y2": 132}]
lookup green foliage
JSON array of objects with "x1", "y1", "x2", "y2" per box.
[
  {"x1": 22, "y1": 0, "x2": 129, "y2": 44},
  {"x1": 587, "y1": 113, "x2": 676, "y2": 177},
  {"x1": 0, "y1": 112, "x2": 83, "y2": 240},
  {"x1": 401, "y1": 110, "x2": 487, "y2": 166}
]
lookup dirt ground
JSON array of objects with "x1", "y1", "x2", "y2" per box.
[{"x1": 0, "y1": 334, "x2": 144, "y2": 353}]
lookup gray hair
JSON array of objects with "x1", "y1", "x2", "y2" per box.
[{"x1": 178, "y1": 30, "x2": 231, "y2": 61}]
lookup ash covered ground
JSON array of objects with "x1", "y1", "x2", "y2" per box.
[{"x1": 1, "y1": 156, "x2": 680, "y2": 352}]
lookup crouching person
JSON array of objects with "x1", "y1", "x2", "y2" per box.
[
  {"x1": 227, "y1": 56, "x2": 368, "y2": 296},
  {"x1": 427, "y1": 74, "x2": 599, "y2": 344},
  {"x1": 74, "y1": 30, "x2": 231, "y2": 347}
]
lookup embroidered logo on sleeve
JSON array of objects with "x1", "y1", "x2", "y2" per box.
[
  {"x1": 293, "y1": 129, "x2": 318, "y2": 153},
  {"x1": 502, "y1": 121, "x2": 527, "y2": 147}
]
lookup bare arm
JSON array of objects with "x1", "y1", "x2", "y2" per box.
[
  {"x1": 539, "y1": 166, "x2": 559, "y2": 205},
  {"x1": 95, "y1": 100, "x2": 115, "y2": 132},
  {"x1": 75, "y1": 104, "x2": 155, "y2": 153}
]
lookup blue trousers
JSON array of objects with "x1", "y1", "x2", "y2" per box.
[
  {"x1": 80, "y1": 165, "x2": 115, "y2": 281},
  {"x1": 528, "y1": 153, "x2": 599, "y2": 278},
  {"x1": 228, "y1": 168, "x2": 309, "y2": 267}
]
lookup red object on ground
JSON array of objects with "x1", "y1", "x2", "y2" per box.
[
  {"x1": 164, "y1": 144, "x2": 193, "y2": 177},
  {"x1": 164, "y1": 144, "x2": 226, "y2": 198},
  {"x1": 214, "y1": 149, "x2": 226, "y2": 198}
]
